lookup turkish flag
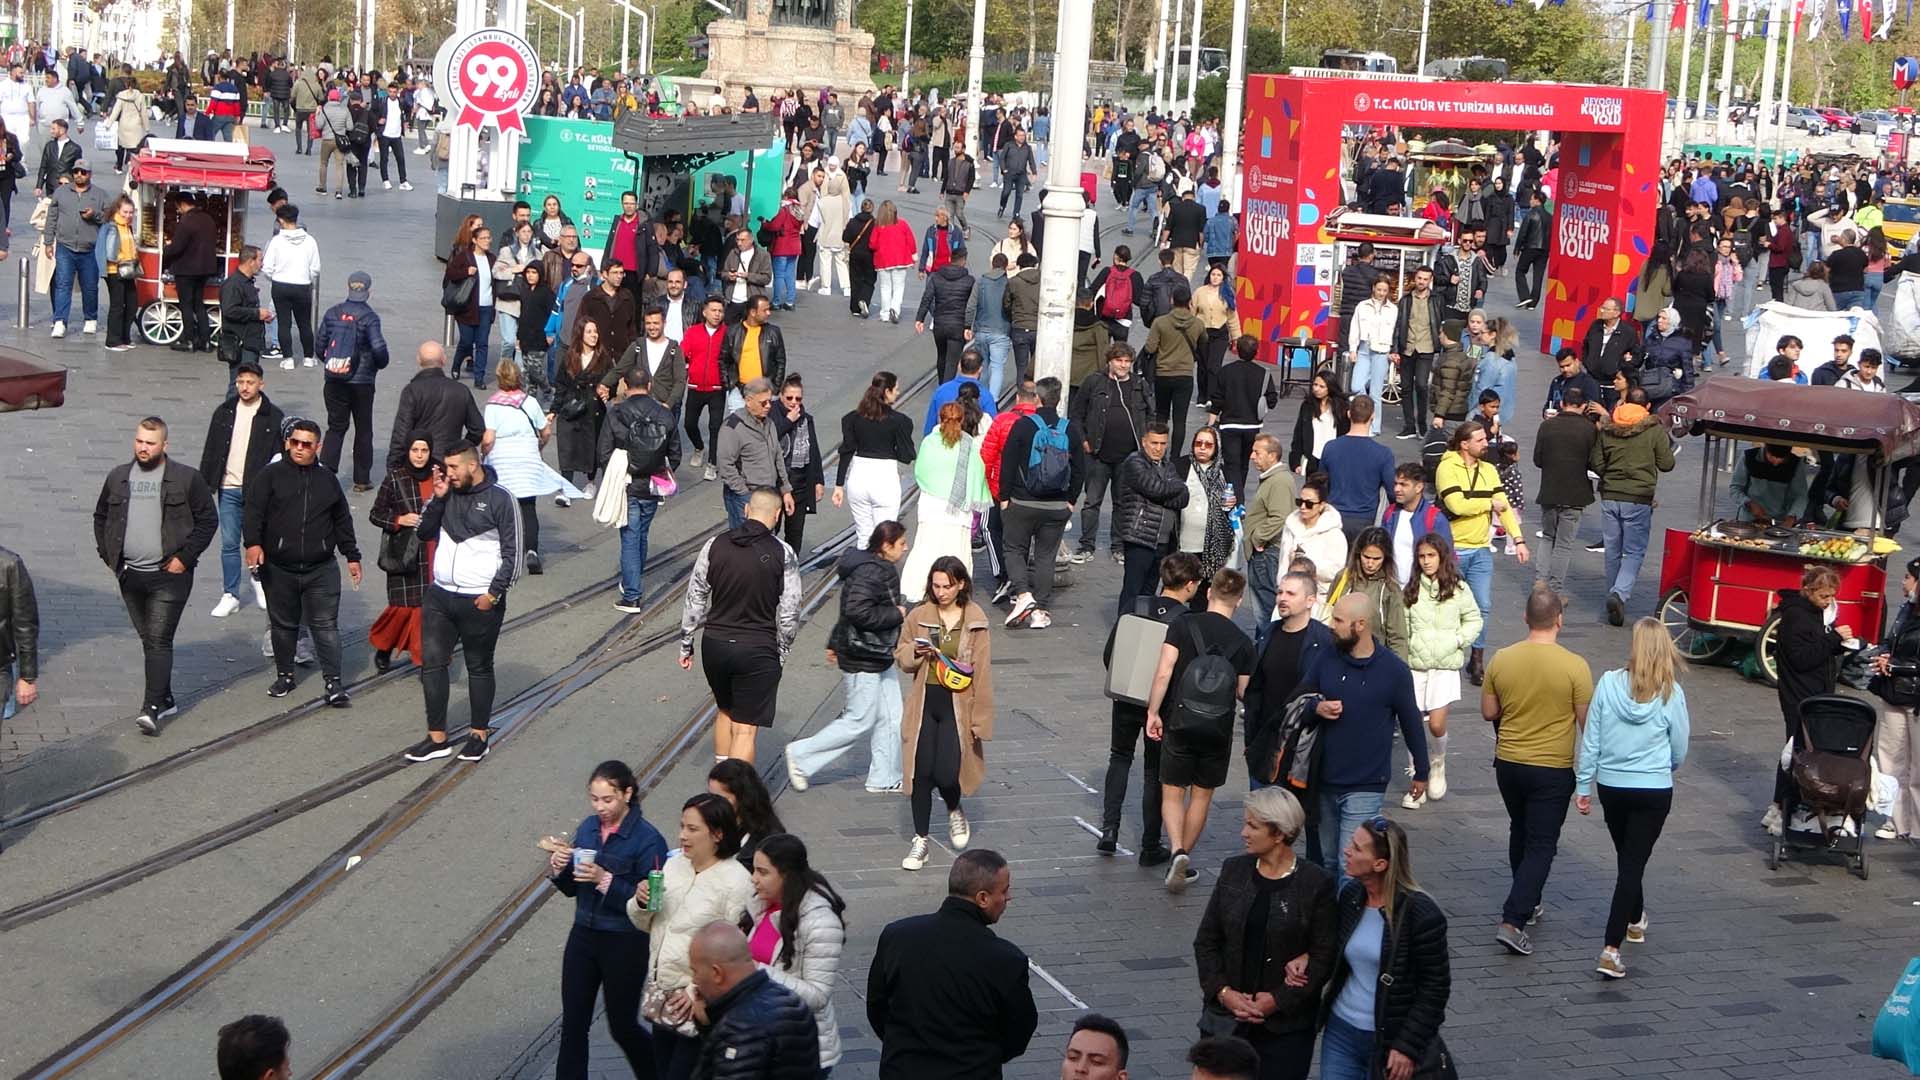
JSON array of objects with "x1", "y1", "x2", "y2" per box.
[{"x1": 1671, "y1": 0, "x2": 1687, "y2": 27}]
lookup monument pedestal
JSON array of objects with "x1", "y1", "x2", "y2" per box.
[{"x1": 703, "y1": 18, "x2": 876, "y2": 105}]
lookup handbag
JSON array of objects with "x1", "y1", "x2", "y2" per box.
[
  {"x1": 591, "y1": 449, "x2": 630, "y2": 528},
  {"x1": 377, "y1": 526, "x2": 422, "y2": 574},
  {"x1": 440, "y1": 275, "x2": 475, "y2": 313},
  {"x1": 1378, "y1": 907, "x2": 1460, "y2": 1080},
  {"x1": 1871, "y1": 956, "x2": 1920, "y2": 1071}
]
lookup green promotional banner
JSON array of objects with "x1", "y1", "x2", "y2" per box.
[{"x1": 517, "y1": 115, "x2": 785, "y2": 250}]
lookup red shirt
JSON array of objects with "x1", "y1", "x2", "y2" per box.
[
  {"x1": 869, "y1": 220, "x2": 917, "y2": 270},
  {"x1": 610, "y1": 214, "x2": 644, "y2": 273},
  {"x1": 682, "y1": 322, "x2": 725, "y2": 391},
  {"x1": 981, "y1": 401, "x2": 1038, "y2": 499}
]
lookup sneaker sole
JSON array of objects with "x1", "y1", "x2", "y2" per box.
[
  {"x1": 135, "y1": 715, "x2": 158, "y2": 735},
  {"x1": 1595, "y1": 962, "x2": 1626, "y2": 979},
  {"x1": 406, "y1": 745, "x2": 457, "y2": 762},
  {"x1": 1498, "y1": 934, "x2": 1533, "y2": 956}
]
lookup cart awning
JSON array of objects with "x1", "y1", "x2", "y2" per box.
[
  {"x1": 1657, "y1": 377, "x2": 1920, "y2": 458},
  {"x1": 129, "y1": 144, "x2": 278, "y2": 191},
  {"x1": 0, "y1": 347, "x2": 66, "y2": 411}
]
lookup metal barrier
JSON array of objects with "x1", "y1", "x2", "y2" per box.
[
  {"x1": 16, "y1": 255, "x2": 27, "y2": 329},
  {"x1": 443, "y1": 314, "x2": 456, "y2": 348}
]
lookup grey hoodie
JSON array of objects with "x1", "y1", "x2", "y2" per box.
[{"x1": 43, "y1": 181, "x2": 112, "y2": 250}]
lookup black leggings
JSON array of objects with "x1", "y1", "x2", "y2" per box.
[
  {"x1": 556, "y1": 925, "x2": 652, "y2": 1080},
  {"x1": 912, "y1": 685, "x2": 963, "y2": 836},
  {"x1": 518, "y1": 496, "x2": 540, "y2": 554},
  {"x1": 684, "y1": 389, "x2": 725, "y2": 452},
  {"x1": 1155, "y1": 374, "x2": 1194, "y2": 452},
  {"x1": 1598, "y1": 784, "x2": 1671, "y2": 948},
  {"x1": 422, "y1": 584, "x2": 504, "y2": 734},
  {"x1": 1219, "y1": 428, "x2": 1255, "y2": 499},
  {"x1": 784, "y1": 506, "x2": 810, "y2": 555}
]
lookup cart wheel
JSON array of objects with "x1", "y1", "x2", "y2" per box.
[
  {"x1": 207, "y1": 307, "x2": 223, "y2": 336},
  {"x1": 139, "y1": 301, "x2": 181, "y2": 345},
  {"x1": 1380, "y1": 366, "x2": 1402, "y2": 407},
  {"x1": 1755, "y1": 612, "x2": 1783, "y2": 687},
  {"x1": 1657, "y1": 589, "x2": 1731, "y2": 663}
]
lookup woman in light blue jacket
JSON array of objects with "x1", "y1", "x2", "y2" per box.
[{"x1": 1576, "y1": 617, "x2": 1690, "y2": 981}]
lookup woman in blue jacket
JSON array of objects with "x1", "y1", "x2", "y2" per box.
[
  {"x1": 1575, "y1": 618, "x2": 1690, "y2": 980},
  {"x1": 546, "y1": 759, "x2": 669, "y2": 1079}
]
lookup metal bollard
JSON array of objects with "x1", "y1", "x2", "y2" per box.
[
  {"x1": 15, "y1": 255, "x2": 27, "y2": 330},
  {"x1": 443, "y1": 314, "x2": 457, "y2": 348}
]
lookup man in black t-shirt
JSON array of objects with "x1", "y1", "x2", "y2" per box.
[
  {"x1": 1162, "y1": 188, "x2": 1209, "y2": 282},
  {"x1": 1099, "y1": 553, "x2": 1202, "y2": 866},
  {"x1": 1145, "y1": 569, "x2": 1256, "y2": 893},
  {"x1": 1826, "y1": 229, "x2": 1870, "y2": 310}
]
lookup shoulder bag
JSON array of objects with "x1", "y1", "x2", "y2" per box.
[
  {"x1": 377, "y1": 514, "x2": 423, "y2": 574},
  {"x1": 440, "y1": 275, "x2": 475, "y2": 314},
  {"x1": 1378, "y1": 905, "x2": 1460, "y2": 1080}
]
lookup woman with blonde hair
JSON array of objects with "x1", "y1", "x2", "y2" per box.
[
  {"x1": 898, "y1": 401, "x2": 991, "y2": 602},
  {"x1": 1575, "y1": 617, "x2": 1690, "y2": 979},
  {"x1": 483, "y1": 359, "x2": 583, "y2": 574}
]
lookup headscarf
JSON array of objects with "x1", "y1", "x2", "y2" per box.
[{"x1": 400, "y1": 430, "x2": 439, "y2": 481}]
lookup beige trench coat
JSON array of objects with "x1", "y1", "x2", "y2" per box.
[{"x1": 896, "y1": 600, "x2": 995, "y2": 795}]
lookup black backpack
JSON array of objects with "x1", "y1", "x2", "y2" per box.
[
  {"x1": 1167, "y1": 617, "x2": 1239, "y2": 743},
  {"x1": 622, "y1": 401, "x2": 672, "y2": 478}
]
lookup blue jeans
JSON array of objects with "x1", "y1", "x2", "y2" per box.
[
  {"x1": 1126, "y1": 185, "x2": 1156, "y2": 231},
  {"x1": 786, "y1": 670, "x2": 904, "y2": 789},
  {"x1": 771, "y1": 255, "x2": 798, "y2": 307},
  {"x1": 619, "y1": 495, "x2": 659, "y2": 603},
  {"x1": 452, "y1": 307, "x2": 494, "y2": 385},
  {"x1": 1866, "y1": 271, "x2": 1885, "y2": 309},
  {"x1": 724, "y1": 487, "x2": 748, "y2": 530},
  {"x1": 211, "y1": 115, "x2": 235, "y2": 141},
  {"x1": 1600, "y1": 499, "x2": 1653, "y2": 604},
  {"x1": 1308, "y1": 785, "x2": 1384, "y2": 891},
  {"x1": 974, "y1": 330, "x2": 1012, "y2": 398},
  {"x1": 1246, "y1": 546, "x2": 1280, "y2": 653},
  {"x1": 496, "y1": 311, "x2": 519, "y2": 366},
  {"x1": 1833, "y1": 289, "x2": 1867, "y2": 311},
  {"x1": 1711, "y1": 298, "x2": 1728, "y2": 354},
  {"x1": 1319, "y1": 1015, "x2": 1376, "y2": 1080},
  {"x1": 51, "y1": 243, "x2": 98, "y2": 324},
  {"x1": 1457, "y1": 545, "x2": 1493, "y2": 649},
  {"x1": 1350, "y1": 344, "x2": 1389, "y2": 433},
  {"x1": 218, "y1": 487, "x2": 247, "y2": 597}
]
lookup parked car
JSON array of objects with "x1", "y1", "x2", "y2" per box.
[
  {"x1": 1784, "y1": 107, "x2": 1830, "y2": 136},
  {"x1": 1815, "y1": 106, "x2": 1854, "y2": 131},
  {"x1": 1882, "y1": 198, "x2": 1920, "y2": 258}
]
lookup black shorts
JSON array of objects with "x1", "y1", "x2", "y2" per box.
[
  {"x1": 1160, "y1": 733, "x2": 1231, "y2": 790},
  {"x1": 701, "y1": 635, "x2": 782, "y2": 728}
]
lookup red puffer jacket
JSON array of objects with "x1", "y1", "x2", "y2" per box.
[
  {"x1": 766, "y1": 204, "x2": 803, "y2": 258},
  {"x1": 868, "y1": 219, "x2": 917, "y2": 270}
]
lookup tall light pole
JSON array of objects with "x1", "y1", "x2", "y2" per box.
[
  {"x1": 364, "y1": 0, "x2": 375, "y2": 68},
  {"x1": 967, "y1": 0, "x2": 985, "y2": 163},
  {"x1": 225, "y1": 0, "x2": 234, "y2": 52},
  {"x1": 1645, "y1": 4, "x2": 1670, "y2": 91},
  {"x1": 1415, "y1": 0, "x2": 1431, "y2": 76},
  {"x1": 1694, "y1": 6, "x2": 1714, "y2": 145},
  {"x1": 1184, "y1": 0, "x2": 1202, "y2": 114},
  {"x1": 1220, "y1": 0, "x2": 1247, "y2": 209},
  {"x1": 1621, "y1": 5, "x2": 1635, "y2": 88},
  {"x1": 1755, "y1": 0, "x2": 1782, "y2": 159},
  {"x1": 901, "y1": 0, "x2": 914, "y2": 99},
  {"x1": 1715, "y1": 0, "x2": 1737, "y2": 141},
  {"x1": 1674, "y1": 3, "x2": 1694, "y2": 147},
  {"x1": 1150, "y1": 0, "x2": 1169, "y2": 114},
  {"x1": 1774, "y1": 13, "x2": 1799, "y2": 164},
  {"x1": 1034, "y1": 0, "x2": 1093, "y2": 388}
]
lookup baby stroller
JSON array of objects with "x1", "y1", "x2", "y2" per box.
[{"x1": 1770, "y1": 693, "x2": 1877, "y2": 880}]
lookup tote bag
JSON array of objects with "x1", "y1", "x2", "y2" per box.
[
  {"x1": 591, "y1": 448, "x2": 629, "y2": 528},
  {"x1": 1871, "y1": 956, "x2": 1920, "y2": 1072}
]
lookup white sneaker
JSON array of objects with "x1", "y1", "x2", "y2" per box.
[
  {"x1": 818, "y1": 286, "x2": 831, "y2": 296},
  {"x1": 82, "y1": 319, "x2": 96, "y2": 335},
  {"x1": 901, "y1": 835, "x2": 931, "y2": 871},
  {"x1": 689, "y1": 449, "x2": 704, "y2": 470},
  {"x1": 301, "y1": 357, "x2": 316, "y2": 368},
  {"x1": 211, "y1": 593, "x2": 242, "y2": 617},
  {"x1": 948, "y1": 809, "x2": 971, "y2": 849},
  {"x1": 1876, "y1": 821, "x2": 1902, "y2": 840},
  {"x1": 582, "y1": 480, "x2": 598, "y2": 500},
  {"x1": 1761, "y1": 804, "x2": 1783, "y2": 836},
  {"x1": 1400, "y1": 789, "x2": 1427, "y2": 809},
  {"x1": 702, "y1": 465, "x2": 717, "y2": 482},
  {"x1": 554, "y1": 493, "x2": 571, "y2": 508},
  {"x1": 1005, "y1": 593, "x2": 1037, "y2": 626},
  {"x1": 279, "y1": 357, "x2": 296, "y2": 370},
  {"x1": 1028, "y1": 610, "x2": 1053, "y2": 629},
  {"x1": 785, "y1": 754, "x2": 809, "y2": 792},
  {"x1": 413, "y1": 147, "x2": 428, "y2": 154},
  {"x1": 1625, "y1": 911, "x2": 1649, "y2": 943},
  {"x1": 383, "y1": 180, "x2": 393, "y2": 190},
  {"x1": 252, "y1": 579, "x2": 267, "y2": 609},
  {"x1": 49, "y1": 321, "x2": 64, "y2": 338},
  {"x1": 399, "y1": 181, "x2": 413, "y2": 191},
  {"x1": 1428, "y1": 753, "x2": 1448, "y2": 800}
]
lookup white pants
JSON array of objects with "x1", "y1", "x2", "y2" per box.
[
  {"x1": 899, "y1": 495, "x2": 974, "y2": 603},
  {"x1": 845, "y1": 455, "x2": 902, "y2": 549},
  {"x1": 876, "y1": 266, "x2": 909, "y2": 318},
  {"x1": 817, "y1": 244, "x2": 849, "y2": 296},
  {"x1": 1878, "y1": 704, "x2": 1920, "y2": 836}
]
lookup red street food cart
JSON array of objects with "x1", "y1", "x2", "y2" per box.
[
  {"x1": 1655, "y1": 380, "x2": 1920, "y2": 683},
  {"x1": 126, "y1": 138, "x2": 277, "y2": 345},
  {"x1": 0, "y1": 346, "x2": 65, "y2": 411}
]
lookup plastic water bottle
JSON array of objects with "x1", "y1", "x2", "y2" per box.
[{"x1": 1226, "y1": 484, "x2": 1246, "y2": 528}]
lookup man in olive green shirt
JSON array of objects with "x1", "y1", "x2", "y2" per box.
[
  {"x1": 1481, "y1": 585, "x2": 1592, "y2": 957},
  {"x1": 1243, "y1": 434, "x2": 1292, "y2": 649}
]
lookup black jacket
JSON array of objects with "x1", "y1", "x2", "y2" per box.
[
  {"x1": 1391, "y1": 291, "x2": 1444, "y2": 357},
  {"x1": 1320, "y1": 883, "x2": 1452, "y2": 1070},
  {"x1": 218, "y1": 273, "x2": 267, "y2": 358},
  {"x1": 694, "y1": 969, "x2": 820, "y2": 1080},
  {"x1": 1542, "y1": 370, "x2": 1603, "y2": 417},
  {"x1": 34, "y1": 136, "x2": 79, "y2": 196},
  {"x1": 92, "y1": 459, "x2": 218, "y2": 572},
  {"x1": 1531, "y1": 411, "x2": 1598, "y2": 509},
  {"x1": 1580, "y1": 318, "x2": 1640, "y2": 382},
  {"x1": 1143, "y1": 267, "x2": 1187, "y2": 327},
  {"x1": 1, "y1": 545, "x2": 39, "y2": 682},
  {"x1": 1514, "y1": 204, "x2": 1551, "y2": 251},
  {"x1": 915, "y1": 262, "x2": 975, "y2": 334},
  {"x1": 388, "y1": 367, "x2": 488, "y2": 468},
  {"x1": 242, "y1": 458, "x2": 363, "y2": 569},
  {"x1": 1775, "y1": 589, "x2": 1842, "y2": 722},
  {"x1": 1068, "y1": 372, "x2": 1152, "y2": 459},
  {"x1": 828, "y1": 549, "x2": 905, "y2": 673},
  {"x1": 1212, "y1": 358, "x2": 1279, "y2": 427},
  {"x1": 1195, "y1": 856, "x2": 1339, "y2": 1035},
  {"x1": 719, "y1": 320, "x2": 789, "y2": 390},
  {"x1": 162, "y1": 206, "x2": 221, "y2": 277},
  {"x1": 598, "y1": 392, "x2": 684, "y2": 499},
  {"x1": 1338, "y1": 260, "x2": 1382, "y2": 320},
  {"x1": 198, "y1": 391, "x2": 288, "y2": 490},
  {"x1": 998, "y1": 406, "x2": 1087, "y2": 504},
  {"x1": 866, "y1": 897, "x2": 1039, "y2": 1080},
  {"x1": 1113, "y1": 450, "x2": 1190, "y2": 549}
]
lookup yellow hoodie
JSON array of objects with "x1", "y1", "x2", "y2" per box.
[{"x1": 1434, "y1": 449, "x2": 1521, "y2": 550}]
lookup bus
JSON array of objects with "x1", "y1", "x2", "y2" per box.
[
  {"x1": 1320, "y1": 49, "x2": 1398, "y2": 74},
  {"x1": 1169, "y1": 45, "x2": 1229, "y2": 81},
  {"x1": 1422, "y1": 55, "x2": 1508, "y2": 81}
]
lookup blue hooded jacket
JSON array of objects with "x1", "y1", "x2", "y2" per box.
[{"x1": 1575, "y1": 668, "x2": 1689, "y2": 796}]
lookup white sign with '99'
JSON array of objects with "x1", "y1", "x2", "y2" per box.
[{"x1": 433, "y1": 28, "x2": 542, "y2": 135}]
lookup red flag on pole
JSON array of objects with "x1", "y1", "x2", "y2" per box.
[
  {"x1": 1792, "y1": 0, "x2": 1805, "y2": 34},
  {"x1": 1861, "y1": 0, "x2": 1873, "y2": 38},
  {"x1": 1672, "y1": 0, "x2": 1688, "y2": 27}
]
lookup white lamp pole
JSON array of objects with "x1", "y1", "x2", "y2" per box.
[
  {"x1": 901, "y1": 0, "x2": 914, "y2": 98},
  {"x1": 225, "y1": 0, "x2": 233, "y2": 52},
  {"x1": 1168, "y1": 0, "x2": 1184, "y2": 110},
  {"x1": 1184, "y1": 0, "x2": 1201, "y2": 114},
  {"x1": 1415, "y1": 0, "x2": 1431, "y2": 76},
  {"x1": 364, "y1": 0, "x2": 375, "y2": 69},
  {"x1": 1715, "y1": 0, "x2": 1737, "y2": 141},
  {"x1": 966, "y1": 0, "x2": 985, "y2": 156},
  {"x1": 1033, "y1": 0, "x2": 1092, "y2": 388},
  {"x1": 1754, "y1": 0, "x2": 1782, "y2": 157},
  {"x1": 1220, "y1": 0, "x2": 1247, "y2": 209},
  {"x1": 1774, "y1": 10, "x2": 1798, "y2": 163},
  {"x1": 1674, "y1": 3, "x2": 1694, "y2": 147},
  {"x1": 1621, "y1": 5, "x2": 1635, "y2": 87},
  {"x1": 1694, "y1": 6, "x2": 1714, "y2": 144},
  {"x1": 1150, "y1": 0, "x2": 1169, "y2": 114}
]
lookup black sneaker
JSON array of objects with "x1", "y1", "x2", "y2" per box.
[
  {"x1": 324, "y1": 679, "x2": 351, "y2": 707},
  {"x1": 1137, "y1": 845, "x2": 1173, "y2": 868},
  {"x1": 1585, "y1": 541, "x2": 1606, "y2": 553},
  {"x1": 1096, "y1": 827, "x2": 1118, "y2": 854},
  {"x1": 135, "y1": 706, "x2": 160, "y2": 736},
  {"x1": 1605, "y1": 592, "x2": 1625, "y2": 626},
  {"x1": 526, "y1": 550, "x2": 543, "y2": 575},
  {"x1": 1396, "y1": 429, "x2": 1420, "y2": 440},
  {"x1": 403, "y1": 737, "x2": 456, "y2": 762},
  {"x1": 156, "y1": 695, "x2": 178, "y2": 720},
  {"x1": 267, "y1": 673, "x2": 297, "y2": 697},
  {"x1": 991, "y1": 581, "x2": 1013, "y2": 605},
  {"x1": 458, "y1": 732, "x2": 492, "y2": 761}
]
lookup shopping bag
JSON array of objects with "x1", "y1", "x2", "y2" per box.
[
  {"x1": 33, "y1": 246, "x2": 52, "y2": 295},
  {"x1": 591, "y1": 449, "x2": 629, "y2": 528},
  {"x1": 232, "y1": 122, "x2": 249, "y2": 146},
  {"x1": 1870, "y1": 957, "x2": 1920, "y2": 1072},
  {"x1": 92, "y1": 124, "x2": 114, "y2": 152}
]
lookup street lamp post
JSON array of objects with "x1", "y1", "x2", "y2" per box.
[
  {"x1": 1715, "y1": 1, "x2": 1738, "y2": 141},
  {"x1": 1184, "y1": 0, "x2": 1202, "y2": 115},
  {"x1": 1220, "y1": 0, "x2": 1247, "y2": 209},
  {"x1": 1151, "y1": 0, "x2": 1169, "y2": 114},
  {"x1": 226, "y1": 0, "x2": 234, "y2": 53},
  {"x1": 1754, "y1": 0, "x2": 1782, "y2": 158},
  {"x1": 1674, "y1": 6, "x2": 1694, "y2": 147},
  {"x1": 967, "y1": 0, "x2": 986, "y2": 164},
  {"x1": 1033, "y1": 0, "x2": 1093, "y2": 388},
  {"x1": 902, "y1": 0, "x2": 914, "y2": 99},
  {"x1": 1415, "y1": 0, "x2": 1431, "y2": 76},
  {"x1": 1774, "y1": 12, "x2": 1799, "y2": 164}
]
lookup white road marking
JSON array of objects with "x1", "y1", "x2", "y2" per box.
[
  {"x1": 1028, "y1": 959, "x2": 1090, "y2": 1009},
  {"x1": 1072, "y1": 815, "x2": 1134, "y2": 857}
]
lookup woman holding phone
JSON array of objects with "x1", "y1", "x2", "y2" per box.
[
  {"x1": 896, "y1": 556, "x2": 995, "y2": 873},
  {"x1": 546, "y1": 760, "x2": 669, "y2": 1080}
]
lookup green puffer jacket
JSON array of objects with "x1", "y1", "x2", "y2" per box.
[
  {"x1": 1404, "y1": 574, "x2": 1483, "y2": 672},
  {"x1": 1589, "y1": 414, "x2": 1675, "y2": 505},
  {"x1": 1427, "y1": 343, "x2": 1477, "y2": 422}
]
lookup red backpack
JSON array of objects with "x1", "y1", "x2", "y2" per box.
[{"x1": 1100, "y1": 269, "x2": 1134, "y2": 320}]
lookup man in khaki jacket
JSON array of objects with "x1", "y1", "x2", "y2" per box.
[{"x1": 1242, "y1": 433, "x2": 1293, "y2": 649}]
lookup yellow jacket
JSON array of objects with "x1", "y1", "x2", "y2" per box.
[{"x1": 1433, "y1": 449, "x2": 1520, "y2": 550}]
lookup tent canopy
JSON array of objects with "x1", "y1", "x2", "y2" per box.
[
  {"x1": 0, "y1": 347, "x2": 65, "y2": 411},
  {"x1": 1657, "y1": 377, "x2": 1920, "y2": 458}
]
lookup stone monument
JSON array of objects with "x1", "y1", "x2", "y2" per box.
[{"x1": 703, "y1": 0, "x2": 876, "y2": 104}]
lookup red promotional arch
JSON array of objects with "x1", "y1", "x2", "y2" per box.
[{"x1": 1235, "y1": 76, "x2": 1667, "y2": 357}]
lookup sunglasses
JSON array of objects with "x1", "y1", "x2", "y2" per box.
[
  {"x1": 288, "y1": 438, "x2": 318, "y2": 449},
  {"x1": 1296, "y1": 498, "x2": 1320, "y2": 509},
  {"x1": 1193, "y1": 439, "x2": 1216, "y2": 448},
  {"x1": 571, "y1": 260, "x2": 590, "y2": 268}
]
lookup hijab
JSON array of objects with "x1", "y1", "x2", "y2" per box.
[{"x1": 401, "y1": 431, "x2": 439, "y2": 482}]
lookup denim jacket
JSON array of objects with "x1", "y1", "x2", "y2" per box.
[{"x1": 549, "y1": 808, "x2": 669, "y2": 932}]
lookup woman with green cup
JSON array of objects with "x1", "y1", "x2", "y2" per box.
[{"x1": 546, "y1": 759, "x2": 669, "y2": 1080}]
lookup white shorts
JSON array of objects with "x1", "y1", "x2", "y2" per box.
[{"x1": 1412, "y1": 667, "x2": 1461, "y2": 713}]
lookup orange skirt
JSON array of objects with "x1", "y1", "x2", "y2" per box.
[{"x1": 367, "y1": 605, "x2": 424, "y2": 666}]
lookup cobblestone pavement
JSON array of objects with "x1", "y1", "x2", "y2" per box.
[{"x1": 504, "y1": 231, "x2": 1920, "y2": 1079}]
